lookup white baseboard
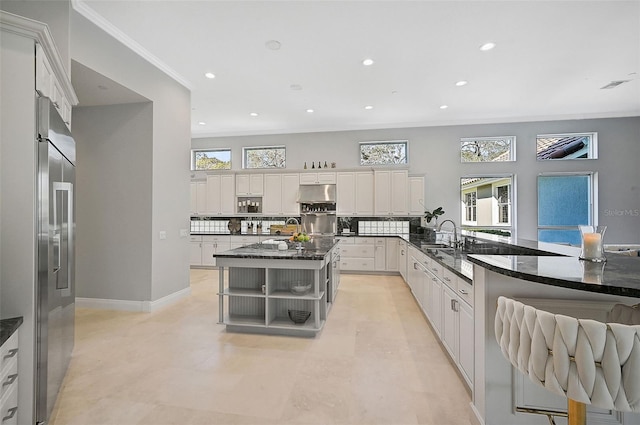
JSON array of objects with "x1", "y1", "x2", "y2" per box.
[{"x1": 76, "y1": 286, "x2": 192, "y2": 313}]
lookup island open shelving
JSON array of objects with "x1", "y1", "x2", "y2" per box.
[{"x1": 215, "y1": 242, "x2": 337, "y2": 337}]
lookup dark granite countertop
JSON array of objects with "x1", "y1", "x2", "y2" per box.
[
  {"x1": 467, "y1": 254, "x2": 640, "y2": 298},
  {"x1": 1, "y1": 316, "x2": 23, "y2": 347},
  {"x1": 213, "y1": 239, "x2": 338, "y2": 261}
]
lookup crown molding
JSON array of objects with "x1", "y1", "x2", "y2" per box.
[
  {"x1": 0, "y1": 11, "x2": 79, "y2": 105},
  {"x1": 71, "y1": 0, "x2": 193, "y2": 90}
]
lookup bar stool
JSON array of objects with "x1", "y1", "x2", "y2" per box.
[{"x1": 495, "y1": 296, "x2": 640, "y2": 425}]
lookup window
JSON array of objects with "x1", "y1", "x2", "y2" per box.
[
  {"x1": 461, "y1": 176, "x2": 513, "y2": 233},
  {"x1": 536, "y1": 132, "x2": 597, "y2": 160},
  {"x1": 464, "y1": 191, "x2": 477, "y2": 222},
  {"x1": 537, "y1": 173, "x2": 595, "y2": 245},
  {"x1": 191, "y1": 149, "x2": 231, "y2": 170},
  {"x1": 460, "y1": 136, "x2": 515, "y2": 162},
  {"x1": 242, "y1": 146, "x2": 286, "y2": 169},
  {"x1": 496, "y1": 185, "x2": 511, "y2": 224},
  {"x1": 360, "y1": 140, "x2": 407, "y2": 166}
]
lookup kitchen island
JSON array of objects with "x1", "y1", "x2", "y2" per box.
[{"x1": 213, "y1": 239, "x2": 339, "y2": 337}]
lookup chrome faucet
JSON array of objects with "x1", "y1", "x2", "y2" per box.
[
  {"x1": 285, "y1": 217, "x2": 300, "y2": 226},
  {"x1": 436, "y1": 219, "x2": 459, "y2": 248}
]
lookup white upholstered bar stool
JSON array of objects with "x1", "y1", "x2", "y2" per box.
[{"x1": 495, "y1": 296, "x2": 640, "y2": 425}]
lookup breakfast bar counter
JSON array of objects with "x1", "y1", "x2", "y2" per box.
[{"x1": 213, "y1": 239, "x2": 340, "y2": 337}]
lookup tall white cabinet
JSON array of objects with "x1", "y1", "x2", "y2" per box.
[
  {"x1": 336, "y1": 171, "x2": 374, "y2": 216},
  {"x1": 205, "y1": 174, "x2": 235, "y2": 215},
  {"x1": 263, "y1": 173, "x2": 299, "y2": 216},
  {"x1": 1, "y1": 11, "x2": 78, "y2": 425},
  {"x1": 374, "y1": 170, "x2": 408, "y2": 216}
]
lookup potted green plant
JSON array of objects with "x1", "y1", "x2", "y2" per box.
[{"x1": 424, "y1": 207, "x2": 445, "y2": 227}]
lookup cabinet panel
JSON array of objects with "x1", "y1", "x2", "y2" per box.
[
  {"x1": 458, "y1": 299, "x2": 474, "y2": 386},
  {"x1": 281, "y1": 174, "x2": 300, "y2": 215},
  {"x1": 236, "y1": 174, "x2": 263, "y2": 195},
  {"x1": 398, "y1": 240, "x2": 408, "y2": 280},
  {"x1": 385, "y1": 238, "x2": 399, "y2": 272},
  {"x1": 374, "y1": 171, "x2": 392, "y2": 215},
  {"x1": 429, "y1": 273, "x2": 442, "y2": 336},
  {"x1": 190, "y1": 241, "x2": 202, "y2": 266},
  {"x1": 355, "y1": 172, "x2": 374, "y2": 215},
  {"x1": 300, "y1": 172, "x2": 336, "y2": 185},
  {"x1": 205, "y1": 175, "x2": 222, "y2": 214},
  {"x1": 408, "y1": 176, "x2": 425, "y2": 216},
  {"x1": 220, "y1": 175, "x2": 236, "y2": 215},
  {"x1": 374, "y1": 238, "x2": 386, "y2": 271},
  {"x1": 336, "y1": 172, "x2": 355, "y2": 214},
  {"x1": 340, "y1": 257, "x2": 374, "y2": 271},
  {"x1": 340, "y1": 245, "x2": 374, "y2": 258},
  {"x1": 390, "y1": 170, "x2": 408, "y2": 215},
  {"x1": 442, "y1": 284, "x2": 458, "y2": 360},
  {"x1": 263, "y1": 174, "x2": 282, "y2": 215}
]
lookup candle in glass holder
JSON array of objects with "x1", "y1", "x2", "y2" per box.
[{"x1": 582, "y1": 232, "x2": 602, "y2": 259}]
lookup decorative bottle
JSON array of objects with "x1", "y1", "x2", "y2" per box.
[{"x1": 304, "y1": 162, "x2": 307, "y2": 169}]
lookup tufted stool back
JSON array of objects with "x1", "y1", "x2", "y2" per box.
[{"x1": 495, "y1": 296, "x2": 640, "y2": 424}]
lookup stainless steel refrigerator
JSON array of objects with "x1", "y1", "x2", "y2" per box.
[{"x1": 36, "y1": 97, "x2": 75, "y2": 425}]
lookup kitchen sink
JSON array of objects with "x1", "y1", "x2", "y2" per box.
[{"x1": 420, "y1": 243, "x2": 452, "y2": 249}]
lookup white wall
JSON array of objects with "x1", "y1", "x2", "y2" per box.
[
  {"x1": 193, "y1": 116, "x2": 640, "y2": 244},
  {"x1": 71, "y1": 11, "x2": 191, "y2": 303},
  {"x1": 73, "y1": 103, "x2": 153, "y2": 301}
]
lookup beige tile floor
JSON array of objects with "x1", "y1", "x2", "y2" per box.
[{"x1": 50, "y1": 270, "x2": 473, "y2": 425}]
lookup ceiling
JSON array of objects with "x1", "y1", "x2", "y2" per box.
[{"x1": 73, "y1": 0, "x2": 640, "y2": 138}]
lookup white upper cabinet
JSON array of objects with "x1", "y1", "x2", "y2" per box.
[
  {"x1": 299, "y1": 171, "x2": 336, "y2": 185},
  {"x1": 206, "y1": 174, "x2": 236, "y2": 215},
  {"x1": 337, "y1": 171, "x2": 373, "y2": 216},
  {"x1": 236, "y1": 173, "x2": 264, "y2": 196},
  {"x1": 408, "y1": 176, "x2": 425, "y2": 216},
  {"x1": 190, "y1": 181, "x2": 207, "y2": 215},
  {"x1": 36, "y1": 45, "x2": 72, "y2": 128},
  {"x1": 374, "y1": 170, "x2": 408, "y2": 216},
  {"x1": 263, "y1": 173, "x2": 299, "y2": 216}
]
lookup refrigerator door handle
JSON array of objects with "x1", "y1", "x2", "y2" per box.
[{"x1": 52, "y1": 182, "x2": 73, "y2": 289}]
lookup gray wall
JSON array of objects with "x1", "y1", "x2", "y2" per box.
[
  {"x1": 0, "y1": 0, "x2": 71, "y2": 74},
  {"x1": 73, "y1": 103, "x2": 153, "y2": 300},
  {"x1": 71, "y1": 11, "x2": 191, "y2": 302},
  {"x1": 193, "y1": 116, "x2": 640, "y2": 244}
]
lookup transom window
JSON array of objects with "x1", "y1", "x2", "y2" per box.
[
  {"x1": 460, "y1": 136, "x2": 515, "y2": 162},
  {"x1": 191, "y1": 149, "x2": 231, "y2": 170},
  {"x1": 243, "y1": 146, "x2": 286, "y2": 169},
  {"x1": 360, "y1": 140, "x2": 407, "y2": 166},
  {"x1": 536, "y1": 132, "x2": 597, "y2": 160}
]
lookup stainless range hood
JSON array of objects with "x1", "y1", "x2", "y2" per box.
[{"x1": 297, "y1": 184, "x2": 336, "y2": 203}]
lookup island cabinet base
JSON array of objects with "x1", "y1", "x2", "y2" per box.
[{"x1": 217, "y1": 256, "x2": 333, "y2": 337}]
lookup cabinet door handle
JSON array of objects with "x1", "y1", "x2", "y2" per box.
[
  {"x1": 3, "y1": 348, "x2": 18, "y2": 359},
  {"x1": 401, "y1": 250, "x2": 405, "y2": 255},
  {"x1": 413, "y1": 263, "x2": 418, "y2": 270},
  {"x1": 451, "y1": 299, "x2": 459, "y2": 312},
  {"x1": 2, "y1": 374, "x2": 17, "y2": 387},
  {"x1": 444, "y1": 277, "x2": 451, "y2": 282},
  {"x1": 458, "y1": 289, "x2": 468, "y2": 295},
  {"x1": 2, "y1": 407, "x2": 17, "y2": 421},
  {"x1": 432, "y1": 267, "x2": 438, "y2": 272}
]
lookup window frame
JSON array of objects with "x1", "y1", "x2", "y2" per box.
[
  {"x1": 460, "y1": 136, "x2": 516, "y2": 163},
  {"x1": 191, "y1": 148, "x2": 232, "y2": 171},
  {"x1": 495, "y1": 184, "x2": 511, "y2": 225},
  {"x1": 460, "y1": 175, "x2": 515, "y2": 233},
  {"x1": 242, "y1": 145, "x2": 286, "y2": 169},
  {"x1": 536, "y1": 172, "x2": 598, "y2": 245},
  {"x1": 359, "y1": 140, "x2": 408, "y2": 166},
  {"x1": 536, "y1": 132, "x2": 598, "y2": 161}
]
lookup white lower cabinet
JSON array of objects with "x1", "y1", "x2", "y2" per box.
[
  {"x1": 190, "y1": 236, "x2": 203, "y2": 266},
  {"x1": 398, "y1": 239, "x2": 408, "y2": 280},
  {"x1": 374, "y1": 238, "x2": 386, "y2": 271},
  {"x1": 403, "y1": 245, "x2": 472, "y2": 387},
  {"x1": 190, "y1": 236, "x2": 232, "y2": 267},
  {"x1": 385, "y1": 238, "x2": 399, "y2": 272},
  {"x1": 0, "y1": 330, "x2": 19, "y2": 425}
]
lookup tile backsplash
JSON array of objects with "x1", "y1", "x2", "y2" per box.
[{"x1": 358, "y1": 220, "x2": 410, "y2": 235}]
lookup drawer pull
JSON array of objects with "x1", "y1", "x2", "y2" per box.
[
  {"x1": 459, "y1": 289, "x2": 468, "y2": 295},
  {"x1": 2, "y1": 407, "x2": 17, "y2": 421},
  {"x1": 2, "y1": 374, "x2": 17, "y2": 387},
  {"x1": 3, "y1": 349, "x2": 17, "y2": 359},
  {"x1": 444, "y1": 277, "x2": 451, "y2": 282},
  {"x1": 432, "y1": 268, "x2": 438, "y2": 272}
]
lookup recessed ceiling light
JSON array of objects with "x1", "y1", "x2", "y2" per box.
[
  {"x1": 480, "y1": 42, "x2": 496, "y2": 51},
  {"x1": 250, "y1": 112, "x2": 259, "y2": 117},
  {"x1": 362, "y1": 58, "x2": 374, "y2": 66},
  {"x1": 97, "y1": 84, "x2": 108, "y2": 90},
  {"x1": 290, "y1": 84, "x2": 303, "y2": 91},
  {"x1": 364, "y1": 105, "x2": 373, "y2": 110},
  {"x1": 198, "y1": 121, "x2": 206, "y2": 125},
  {"x1": 205, "y1": 72, "x2": 215, "y2": 79},
  {"x1": 306, "y1": 109, "x2": 314, "y2": 113},
  {"x1": 265, "y1": 40, "x2": 281, "y2": 50},
  {"x1": 440, "y1": 105, "x2": 448, "y2": 109},
  {"x1": 455, "y1": 80, "x2": 468, "y2": 86}
]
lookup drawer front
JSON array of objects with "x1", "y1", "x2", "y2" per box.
[
  {"x1": 0, "y1": 359, "x2": 17, "y2": 402},
  {"x1": 202, "y1": 235, "x2": 231, "y2": 243},
  {"x1": 457, "y1": 279, "x2": 473, "y2": 307},
  {"x1": 0, "y1": 384, "x2": 18, "y2": 425},
  {"x1": 428, "y1": 259, "x2": 444, "y2": 279},
  {"x1": 230, "y1": 236, "x2": 259, "y2": 245},
  {"x1": 336, "y1": 237, "x2": 354, "y2": 245},
  {"x1": 340, "y1": 257, "x2": 375, "y2": 271},
  {"x1": 353, "y1": 237, "x2": 375, "y2": 245},
  {"x1": 0, "y1": 333, "x2": 18, "y2": 377},
  {"x1": 442, "y1": 268, "x2": 458, "y2": 291},
  {"x1": 190, "y1": 236, "x2": 202, "y2": 243},
  {"x1": 340, "y1": 245, "x2": 374, "y2": 258}
]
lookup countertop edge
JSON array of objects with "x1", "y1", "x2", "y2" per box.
[{"x1": 0, "y1": 316, "x2": 23, "y2": 347}]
